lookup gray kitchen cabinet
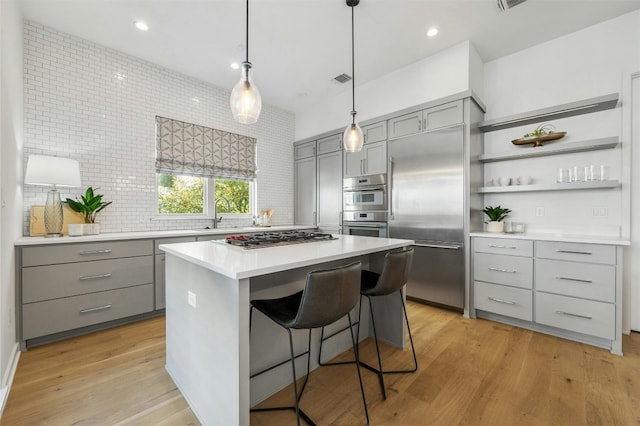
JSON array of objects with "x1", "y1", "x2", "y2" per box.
[
  {"x1": 18, "y1": 239, "x2": 155, "y2": 349},
  {"x1": 363, "y1": 121, "x2": 387, "y2": 144},
  {"x1": 343, "y1": 140, "x2": 387, "y2": 178},
  {"x1": 388, "y1": 100, "x2": 463, "y2": 139},
  {"x1": 471, "y1": 236, "x2": 624, "y2": 354},
  {"x1": 317, "y1": 134, "x2": 342, "y2": 155},
  {"x1": 317, "y1": 149, "x2": 343, "y2": 233},
  {"x1": 294, "y1": 140, "x2": 316, "y2": 160},
  {"x1": 154, "y1": 236, "x2": 197, "y2": 309},
  {"x1": 294, "y1": 140, "x2": 317, "y2": 226}
]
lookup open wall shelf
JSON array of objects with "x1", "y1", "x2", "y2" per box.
[
  {"x1": 478, "y1": 93, "x2": 619, "y2": 133},
  {"x1": 479, "y1": 136, "x2": 619, "y2": 163},
  {"x1": 479, "y1": 180, "x2": 620, "y2": 194}
]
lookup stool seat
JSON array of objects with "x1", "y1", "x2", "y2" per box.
[{"x1": 251, "y1": 290, "x2": 302, "y2": 329}]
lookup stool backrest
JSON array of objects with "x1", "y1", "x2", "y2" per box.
[
  {"x1": 371, "y1": 247, "x2": 414, "y2": 296},
  {"x1": 292, "y1": 261, "x2": 362, "y2": 329}
]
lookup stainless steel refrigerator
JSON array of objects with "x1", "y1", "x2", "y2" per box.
[{"x1": 388, "y1": 124, "x2": 465, "y2": 311}]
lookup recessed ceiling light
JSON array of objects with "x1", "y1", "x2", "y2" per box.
[
  {"x1": 426, "y1": 28, "x2": 439, "y2": 37},
  {"x1": 230, "y1": 62, "x2": 240, "y2": 70},
  {"x1": 134, "y1": 21, "x2": 149, "y2": 31}
]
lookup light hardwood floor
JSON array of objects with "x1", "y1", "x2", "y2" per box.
[{"x1": 2, "y1": 302, "x2": 639, "y2": 425}]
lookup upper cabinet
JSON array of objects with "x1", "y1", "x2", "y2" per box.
[
  {"x1": 294, "y1": 140, "x2": 316, "y2": 160},
  {"x1": 388, "y1": 100, "x2": 463, "y2": 140},
  {"x1": 344, "y1": 122, "x2": 388, "y2": 178},
  {"x1": 317, "y1": 134, "x2": 343, "y2": 155}
]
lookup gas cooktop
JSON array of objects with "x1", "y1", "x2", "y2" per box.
[{"x1": 223, "y1": 231, "x2": 337, "y2": 249}]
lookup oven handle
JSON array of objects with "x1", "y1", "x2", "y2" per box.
[
  {"x1": 344, "y1": 222, "x2": 387, "y2": 229},
  {"x1": 343, "y1": 186, "x2": 386, "y2": 192}
]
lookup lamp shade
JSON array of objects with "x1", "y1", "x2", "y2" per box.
[{"x1": 25, "y1": 155, "x2": 81, "y2": 187}]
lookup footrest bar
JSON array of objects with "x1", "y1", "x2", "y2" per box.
[{"x1": 250, "y1": 350, "x2": 309, "y2": 379}]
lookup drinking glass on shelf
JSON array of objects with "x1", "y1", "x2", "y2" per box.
[
  {"x1": 598, "y1": 165, "x2": 607, "y2": 181},
  {"x1": 557, "y1": 168, "x2": 568, "y2": 183}
]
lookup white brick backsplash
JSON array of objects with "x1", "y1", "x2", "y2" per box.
[{"x1": 22, "y1": 21, "x2": 295, "y2": 235}]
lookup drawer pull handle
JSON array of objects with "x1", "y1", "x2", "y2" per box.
[
  {"x1": 488, "y1": 267, "x2": 517, "y2": 274},
  {"x1": 488, "y1": 297, "x2": 516, "y2": 305},
  {"x1": 554, "y1": 310, "x2": 592, "y2": 320},
  {"x1": 556, "y1": 250, "x2": 592, "y2": 255},
  {"x1": 79, "y1": 273, "x2": 113, "y2": 281},
  {"x1": 556, "y1": 276, "x2": 593, "y2": 284},
  {"x1": 80, "y1": 304, "x2": 112, "y2": 314},
  {"x1": 79, "y1": 249, "x2": 113, "y2": 255},
  {"x1": 488, "y1": 244, "x2": 517, "y2": 249}
]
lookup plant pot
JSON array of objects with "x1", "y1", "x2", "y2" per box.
[
  {"x1": 82, "y1": 223, "x2": 100, "y2": 235},
  {"x1": 486, "y1": 221, "x2": 504, "y2": 233}
]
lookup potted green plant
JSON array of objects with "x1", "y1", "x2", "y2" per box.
[
  {"x1": 483, "y1": 205, "x2": 511, "y2": 233},
  {"x1": 65, "y1": 187, "x2": 112, "y2": 235}
]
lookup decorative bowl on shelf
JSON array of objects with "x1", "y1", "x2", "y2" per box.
[{"x1": 512, "y1": 131, "x2": 567, "y2": 147}]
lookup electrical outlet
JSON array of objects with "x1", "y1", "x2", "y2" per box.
[
  {"x1": 535, "y1": 207, "x2": 544, "y2": 217},
  {"x1": 188, "y1": 291, "x2": 197, "y2": 308}
]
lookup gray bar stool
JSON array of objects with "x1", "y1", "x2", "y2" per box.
[
  {"x1": 250, "y1": 261, "x2": 369, "y2": 426},
  {"x1": 319, "y1": 247, "x2": 417, "y2": 400}
]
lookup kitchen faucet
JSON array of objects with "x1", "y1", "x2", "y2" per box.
[{"x1": 213, "y1": 196, "x2": 231, "y2": 229}]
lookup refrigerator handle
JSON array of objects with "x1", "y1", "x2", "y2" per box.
[
  {"x1": 413, "y1": 242, "x2": 463, "y2": 250},
  {"x1": 388, "y1": 156, "x2": 394, "y2": 219}
]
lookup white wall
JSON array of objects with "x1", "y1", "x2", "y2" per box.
[
  {"x1": 22, "y1": 21, "x2": 296, "y2": 235},
  {"x1": 0, "y1": 0, "x2": 24, "y2": 409},
  {"x1": 482, "y1": 10, "x2": 640, "y2": 331},
  {"x1": 295, "y1": 41, "x2": 481, "y2": 140}
]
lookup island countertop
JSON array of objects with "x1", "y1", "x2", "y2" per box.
[{"x1": 160, "y1": 235, "x2": 414, "y2": 280}]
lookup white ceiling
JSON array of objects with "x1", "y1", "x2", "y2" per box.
[{"x1": 17, "y1": 0, "x2": 640, "y2": 114}]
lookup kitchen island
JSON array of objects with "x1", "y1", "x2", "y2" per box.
[{"x1": 160, "y1": 234, "x2": 413, "y2": 425}]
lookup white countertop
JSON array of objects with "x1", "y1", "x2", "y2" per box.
[
  {"x1": 14, "y1": 225, "x2": 315, "y2": 246},
  {"x1": 470, "y1": 231, "x2": 630, "y2": 246},
  {"x1": 160, "y1": 235, "x2": 414, "y2": 280}
]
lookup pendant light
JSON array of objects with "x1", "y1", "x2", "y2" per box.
[
  {"x1": 230, "y1": 0, "x2": 262, "y2": 124},
  {"x1": 343, "y1": 0, "x2": 364, "y2": 153}
]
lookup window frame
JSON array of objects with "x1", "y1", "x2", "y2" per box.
[{"x1": 155, "y1": 173, "x2": 255, "y2": 220}]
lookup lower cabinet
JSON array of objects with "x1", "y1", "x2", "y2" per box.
[
  {"x1": 153, "y1": 236, "x2": 197, "y2": 309},
  {"x1": 471, "y1": 236, "x2": 623, "y2": 354}
]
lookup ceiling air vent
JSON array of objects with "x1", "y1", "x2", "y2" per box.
[
  {"x1": 333, "y1": 73, "x2": 352, "y2": 84},
  {"x1": 496, "y1": 0, "x2": 527, "y2": 12}
]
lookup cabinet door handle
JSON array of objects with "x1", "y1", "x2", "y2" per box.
[
  {"x1": 488, "y1": 267, "x2": 516, "y2": 274},
  {"x1": 555, "y1": 310, "x2": 592, "y2": 320},
  {"x1": 488, "y1": 297, "x2": 516, "y2": 305},
  {"x1": 388, "y1": 157, "x2": 394, "y2": 219},
  {"x1": 79, "y1": 273, "x2": 113, "y2": 281},
  {"x1": 422, "y1": 118, "x2": 426, "y2": 131},
  {"x1": 556, "y1": 276, "x2": 593, "y2": 283},
  {"x1": 418, "y1": 117, "x2": 422, "y2": 131},
  {"x1": 313, "y1": 212, "x2": 317, "y2": 226},
  {"x1": 556, "y1": 249, "x2": 592, "y2": 255},
  {"x1": 80, "y1": 304, "x2": 113, "y2": 314},
  {"x1": 488, "y1": 244, "x2": 517, "y2": 249},
  {"x1": 79, "y1": 249, "x2": 112, "y2": 255},
  {"x1": 363, "y1": 158, "x2": 367, "y2": 174}
]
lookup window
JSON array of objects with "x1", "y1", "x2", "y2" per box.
[{"x1": 157, "y1": 173, "x2": 251, "y2": 216}]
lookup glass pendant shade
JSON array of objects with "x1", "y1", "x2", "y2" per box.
[
  {"x1": 343, "y1": 121, "x2": 364, "y2": 152},
  {"x1": 230, "y1": 62, "x2": 262, "y2": 124}
]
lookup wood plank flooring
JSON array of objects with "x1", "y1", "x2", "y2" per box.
[{"x1": 2, "y1": 302, "x2": 639, "y2": 425}]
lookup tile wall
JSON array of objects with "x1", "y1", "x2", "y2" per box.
[{"x1": 22, "y1": 21, "x2": 295, "y2": 235}]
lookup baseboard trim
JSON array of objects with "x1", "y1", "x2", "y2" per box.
[{"x1": 0, "y1": 342, "x2": 21, "y2": 416}]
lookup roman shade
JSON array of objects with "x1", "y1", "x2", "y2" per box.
[{"x1": 155, "y1": 116, "x2": 257, "y2": 180}]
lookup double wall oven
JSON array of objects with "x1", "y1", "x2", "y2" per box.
[{"x1": 342, "y1": 174, "x2": 388, "y2": 238}]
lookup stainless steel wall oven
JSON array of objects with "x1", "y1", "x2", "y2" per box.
[{"x1": 342, "y1": 174, "x2": 388, "y2": 237}]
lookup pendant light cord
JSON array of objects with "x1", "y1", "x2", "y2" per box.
[
  {"x1": 350, "y1": 3, "x2": 356, "y2": 123},
  {"x1": 245, "y1": 0, "x2": 250, "y2": 63}
]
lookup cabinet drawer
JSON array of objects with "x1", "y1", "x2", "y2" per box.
[
  {"x1": 22, "y1": 240, "x2": 153, "y2": 267},
  {"x1": 22, "y1": 256, "x2": 153, "y2": 303},
  {"x1": 474, "y1": 253, "x2": 533, "y2": 289},
  {"x1": 424, "y1": 100, "x2": 463, "y2": 130},
  {"x1": 535, "y1": 292, "x2": 614, "y2": 340},
  {"x1": 22, "y1": 284, "x2": 154, "y2": 340},
  {"x1": 154, "y1": 236, "x2": 197, "y2": 253},
  {"x1": 535, "y1": 259, "x2": 615, "y2": 303},
  {"x1": 473, "y1": 237, "x2": 533, "y2": 257},
  {"x1": 474, "y1": 281, "x2": 532, "y2": 321},
  {"x1": 317, "y1": 134, "x2": 342, "y2": 154},
  {"x1": 535, "y1": 241, "x2": 615, "y2": 265}
]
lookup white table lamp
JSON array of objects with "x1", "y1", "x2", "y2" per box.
[{"x1": 25, "y1": 155, "x2": 81, "y2": 237}]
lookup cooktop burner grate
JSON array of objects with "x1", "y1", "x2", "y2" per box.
[{"x1": 224, "y1": 231, "x2": 337, "y2": 248}]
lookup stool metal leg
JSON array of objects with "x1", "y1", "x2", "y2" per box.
[
  {"x1": 363, "y1": 294, "x2": 387, "y2": 400},
  {"x1": 347, "y1": 312, "x2": 370, "y2": 425}
]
